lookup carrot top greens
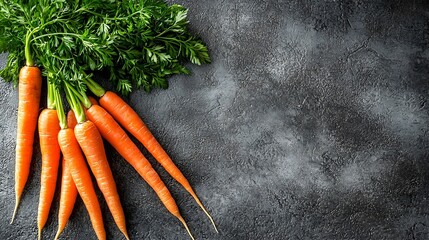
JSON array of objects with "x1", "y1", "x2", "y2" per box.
[
  {"x1": 0, "y1": 0, "x2": 210, "y2": 95},
  {"x1": 0, "y1": 0, "x2": 114, "y2": 84}
]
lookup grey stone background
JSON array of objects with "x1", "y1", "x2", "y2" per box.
[{"x1": 1, "y1": 0, "x2": 429, "y2": 239}]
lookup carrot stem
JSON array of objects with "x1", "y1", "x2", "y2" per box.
[
  {"x1": 78, "y1": 90, "x2": 92, "y2": 109},
  {"x1": 64, "y1": 83, "x2": 85, "y2": 123},
  {"x1": 24, "y1": 27, "x2": 41, "y2": 67},
  {"x1": 65, "y1": 82, "x2": 91, "y2": 109},
  {"x1": 83, "y1": 77, "x2": 105, "y2": 97},
  {"x1": 47, "y1": 76, "x2": 56, "y2": 109},
  {"x1": 24, "y1": 31, "x2": 33, "y2": 66},
  {"x1": 53, "y1": 86, "x2": 67, "y2": 130}
]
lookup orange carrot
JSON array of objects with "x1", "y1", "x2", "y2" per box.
[
  {"x1": 58, "y1": 128, "x2": 106, "y2": 240},
  {"x1": 99, "y1": 91, "x2": 217, "y2": 232},
  {"x1": 56, "y1": 86, "x2": 105, "y2": 240},
  {"x1": 74, "y1": 120, "x2": 129, "y2": 240},
  {"x1": 86, "y1": 104, "x2": 194, "y2": 239},
  {"x1": 37, "y1": 108, "x2": 61, "y2": 239},
  {"x1": 54, "y1": 112, "x2": 78, "y2": 240},
  {"x1": 54, "y1": 157, "x2": 78, "y2": 240},
  {"x1": 67, "y1": 110, "x2": 78, "y2": 129},
  {"x1": 88, "y1": 96, "x2": 98, "y2": 106},
  {"x1": 11, "y1": 66, "x2": 43, "y2": 223}
]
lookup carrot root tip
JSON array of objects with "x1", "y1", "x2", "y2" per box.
[
  {"x1": 207, "y1": 213, "x2": 219, "y2": 233},
  {"x1": 191, "y1": 192, "x2": 218, "y2": 233},
  {"x1": 124, "y1": 233, "x2": 130, "y2": 240},
  {"x1": 178, "y1": 216, "x2": 195, "y2": 240},
  {"x1": 120, "y1": 229, "x2": 130, "y2": 240},
  {"x1": 38, "y1": 228, "x2": 42, "y2": 240},
  {"x1": 10, "y1": 199, "x2": 20, "y2": 224},
  {"x1": 54, "y1": 230, "x2": 61, "y2": 240},
  {"x1": 201, "y1": 206, "x2": 218, "y2": 233}
]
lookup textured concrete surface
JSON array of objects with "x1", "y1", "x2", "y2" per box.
[{"x1": 1, "y1": 0, "x2": 429, "y2": 239}]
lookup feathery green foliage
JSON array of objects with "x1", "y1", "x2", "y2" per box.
[{"x1": 0, "y1": 0, "x2": 210, "y2": 95}]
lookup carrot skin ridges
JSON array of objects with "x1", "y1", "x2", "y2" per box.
[
  {"x1": 54, "y1": 158, "x2": 78, "y2": 240},
  {"x1": 86, "y1": 105, "x2": 182, "y2": 218},
  {"x1": 74, "y1": 121, "x2": 129, "y2": 240},
  {"x1": 99, "y1": 91, "x2": 218, "y2": 231},
  {"x1": 58, "y1": 128, "x2": 106, "y2": 240},
  {"x1": 12, "y1": 66, "x2": 43, "y2": 223},
  {"x1": 37, "y1": 109, "x2": 61, "y2": 236}
]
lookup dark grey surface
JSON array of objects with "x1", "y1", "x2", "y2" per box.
[{"x1": 1, "y1": 0, "x2": 429, "y2": 239}]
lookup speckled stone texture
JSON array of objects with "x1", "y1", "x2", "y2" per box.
[{"x1": 1, "y1": 0, "x2": 429, "y2": 239}]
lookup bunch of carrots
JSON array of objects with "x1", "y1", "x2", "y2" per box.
[{"x1": 1, "y1": 0, "x2": 215, "y2": 239}]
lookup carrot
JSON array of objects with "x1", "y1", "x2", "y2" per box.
[
  {"x1": 74, "y1": 120, "x2": 130, "y2": 240},
  {"x1": 67, "y1": 110, "x2": 78, "y2": 129},
  {"x1": 54, "y1": 111, "x2": 78, "y2": 240},
  {"x1": 58, "y1": 128, "x2": 106, "y2": 240},
  {"x1": 36, "y1": 80, "x2": 61, "y2": 239},
  {"x1": 54, "y1": 157, "x2": 78, "y2": 240},
  {"x1": 88, "y1": 96, "x2": 98, "y2": 106},
  {"x1": 86, "y1": 104, "x2": 195, "y2": 239},
  {"x1": 55, "y1": 86, "x2": 106, "y2": 240},
  {"x1": 65, "y1": 81, "x2": 129, "y2": 239},
  {"x1": 11, "y1": 66, "x2": 43, "y2": 223},
  {"x1": 99, "y1": 91, "x2": 218, "y2": 232},
  {"x1": 37, "y1": 108, "x2": 61, "y2": 239}
]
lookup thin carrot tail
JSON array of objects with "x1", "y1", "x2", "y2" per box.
[
  {"x1": 119, "y1": 228, "x2": 130, "y2": 240},
  {"x1": 53, "y1": 229, "x2": 61, "y2": 240},
  {"x1": 123, "y1": 232, "x2": 130, "y2": 240},
  {"x1": 188, "y1": 190, "x2": 218, "y2": 233},
  {"x1": 37, "y1": 228, "x2": 42, "y2": 240},
  {"x1": 117, "y1": 223, "x2": 130, "y2": 240},
  {"x1": 178, "y1": 216, "x2": 195, "y2": 240},
  {"x1": 54, "y1": 223, "x2": 65, "y2": 239},
  {"x1": 10, "y1": 196, "x2": 20, "y2": 224}
]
